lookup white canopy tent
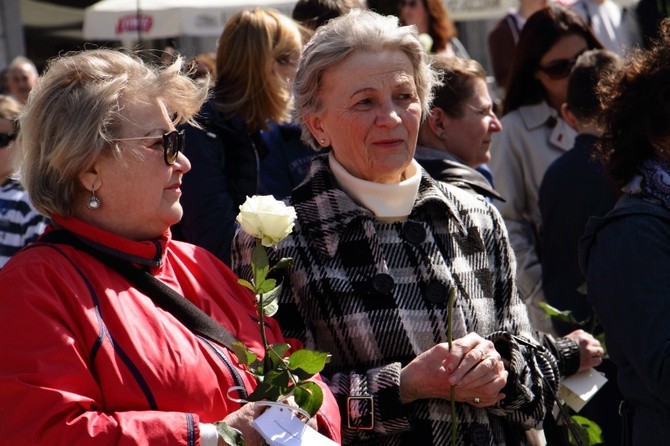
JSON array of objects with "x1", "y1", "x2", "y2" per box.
[{"x1": 83, "y1": 0, "x2": 297, "y2": 41}]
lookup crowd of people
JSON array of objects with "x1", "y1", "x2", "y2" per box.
[{"x1": 0, "y1": 0, "x2": 669, "y2": 445}]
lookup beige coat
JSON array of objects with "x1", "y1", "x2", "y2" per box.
[{"x1": 489, "y1": 101, "x2": 577, "y2": 333}]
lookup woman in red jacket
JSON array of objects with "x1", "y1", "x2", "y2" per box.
[{"x1": 0, "y1": 49, "x2": 340, "y2": 446}]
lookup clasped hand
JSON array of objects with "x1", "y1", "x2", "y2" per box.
[{"x1": 400, "y1": 332, "x2": 507, "y2": 407}]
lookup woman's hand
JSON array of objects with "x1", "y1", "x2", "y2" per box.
[
  {"x1": 564, "y1": 329, "x2": 605, "y2": 372},
  {"x1": 400, "y1": 332, "x2": 508, "y2": 408},
  {"x1": 217, "y1": 402, "x2": 266, "y2": 446}
]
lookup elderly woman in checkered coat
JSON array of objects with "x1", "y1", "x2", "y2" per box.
[{"x1": 233, "y1": 10, "x2": 564, "y2": 445}]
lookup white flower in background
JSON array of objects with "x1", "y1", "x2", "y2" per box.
[
  {"x1": 418, "y1": 33, "x2": 433, "y2": 54},
  {"x1": 237, "y1": 195, "x2": 297, "y2": 247}
]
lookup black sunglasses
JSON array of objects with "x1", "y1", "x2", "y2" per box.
[
  {"x1": 538, "y1": 49, "x2": 587, "y2": 80},
  {"x1": 0, "y1": 133, "x2": 16, "y2": 149},
  {"x1": 115, "y1": 129, "x2": 185, "y2": 165}
]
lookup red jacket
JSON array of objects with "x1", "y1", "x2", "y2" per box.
[{"x1": 0, "y1": 216, "x2": 340, "y2": 445}]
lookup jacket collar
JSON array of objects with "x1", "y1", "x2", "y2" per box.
[
  {"x1": 48, "y1": 215, "x2": 167, "y2": 267},
  {"x1": 518, "y1": 101, "x2": 576, "y2": 152},
  {"x1": 290, "y1": 155, "x2": 466, "y2": 259}
]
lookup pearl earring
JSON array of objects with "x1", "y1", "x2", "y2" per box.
[{"x1": 320, "y1": 138, "x2": 326, "y2": 144}]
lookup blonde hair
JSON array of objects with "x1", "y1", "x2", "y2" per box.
[
  {"x1": 214, "y1": 8, "x2": 303, "y2": 132},
  {"x1": 0, "y1": 94, "x2": 22, "y2": 122},
  {"x1": 17, "y1": 49, "x2": 209, "y2": 218}
]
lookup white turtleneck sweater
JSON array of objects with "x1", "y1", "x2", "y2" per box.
[{"x1": 328, "y1": 152, "x2": 422, "y2": 220}]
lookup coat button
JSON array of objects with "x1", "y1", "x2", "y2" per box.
[
  {"x1": 468, "y1": 424, "x2": 489, "y2": 446},
  {"x1": 401, "y1": 221, "x2": 426, "y2": 244},
  {"x1": 426, "y1": 280, "x2": 449, "y2": 304},
  {"x1": 370, "y1": 273, "x2": 394, "y2": 294}
]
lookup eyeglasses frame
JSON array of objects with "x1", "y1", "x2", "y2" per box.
[{"x1": 114, "y1": 129, "x2": 185, "y2": 165}]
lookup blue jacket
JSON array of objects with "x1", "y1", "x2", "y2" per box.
[
  {"x1": 260, "y1": 122, "x2": 325, "y2": 200},
  {"x1": 174, "y1": 99, "x2": 267, "y2": 265},
  {"x1": 580, "y1": 194, "x2": 670, "y2": 444}
]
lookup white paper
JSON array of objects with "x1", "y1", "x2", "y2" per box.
[
  {"x1": 252, "y1": 404, "x2": 338, "y2": 446},
  {"x1": 559, "y1": 368, "x2": 608, "y2": 412}
]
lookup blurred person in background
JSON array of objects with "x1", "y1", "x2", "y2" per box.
[
  {"x1": 487, "y1": 0, "x2": 549, "y2": 92},
  {"x1": 175, "y1": 8, "x2": 303, "y2": 265},
  {"x1": 5, "y1": 56, "x2": 39, "y2": 104},
  {"x1": 569, "y1": 0, "x2": 638, "y2": 56},
  {"x1": 0, "y1": 94, "x2": 48, "y2": 267},
  {"x1": 488, "y1": 5, "x2": 602, "y2": 334},
  {"x1": 399, "y1": 0, "x2": 469, "y2": 57}
]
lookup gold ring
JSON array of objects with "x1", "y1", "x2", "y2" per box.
[{"x1": 474, "y1": 397, "x2": 481, "y2": 404}]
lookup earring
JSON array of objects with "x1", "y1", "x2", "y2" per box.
[
  {"x1": 320, "y1": 138, "x2": 326, "y2": 145},
  {"x1": 87, "y1": 190, "x2": 101, "y2": 210},
  {"x1": 440, "y1": 132, "x2": 447, "y2": 139}
]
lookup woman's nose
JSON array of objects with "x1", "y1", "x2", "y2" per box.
[
  {"x1": 375, "y1": 102, "x2": 402, "y2": 127},
  {"x1": 174, "y1": 151, "x2": 191, "y2": 173}
]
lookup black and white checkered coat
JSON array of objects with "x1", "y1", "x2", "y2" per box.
[{"x1": 232, "y1": 156, "x2": 559, "y2": 445}]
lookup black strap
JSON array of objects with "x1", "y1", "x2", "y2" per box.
[{"x1": 39, "y1": 230, "x2": 240, "y2": 351}]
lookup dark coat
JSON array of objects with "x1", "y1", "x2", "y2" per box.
[
  {"x1": 580, "y1": 195, "x2": 670, "y2": 445},
  {"x1": 174, "y1": 99, "x2": 267, "y2": 265}
]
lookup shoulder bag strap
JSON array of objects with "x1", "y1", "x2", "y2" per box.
[{"x1": 39, "y1": 230, "x2": 240, "y2": 351}]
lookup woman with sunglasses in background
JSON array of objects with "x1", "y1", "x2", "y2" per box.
[
  {"x1": 399, "y1": 0, "x2": 469, "y2": 57},
  {"x1": 174, "y1": 8, "x2": 304, "y2": 266},
  {"x1": 0, "y1": 94, "x2": 48, "y2": 267},
  {"x1": 488, "y1": 5, "x2": 602, "y2": 335},
  {"x1": 0, "y1": 49, "x2": 340, "y2": 445}
]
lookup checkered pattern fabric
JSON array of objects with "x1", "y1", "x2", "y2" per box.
[{"x1": 232, "y1": 156, "x2": 559, "y2": 445}]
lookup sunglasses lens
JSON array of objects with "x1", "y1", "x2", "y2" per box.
[
  {"x1": 544, "y1": 61, "x2": 572, "y2": 79},
  {"x1": 0, "y1": 133, "x2": 15, "y2": 149},
  {"x1": 163, "y1": 130, "x2": 184, "y2": 165}
]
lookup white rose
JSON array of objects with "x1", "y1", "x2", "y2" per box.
[{"x1": 236, "y1": 195, "x2": 297, "y2": 247}]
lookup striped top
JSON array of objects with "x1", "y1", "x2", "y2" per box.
[{"x1": 0, "y1": 179, "x2": 49, "y2": 267}]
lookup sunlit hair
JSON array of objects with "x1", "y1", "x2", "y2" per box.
[
  {"x1": 430, "y1": 55, "x2": 486, "y2": 119},
  {"x1": 214, "y1": 8, "x2": 303, "y2": 132},
  {"x1": 597, "y1": 19, "x2": 670, "y2": 187},
  {"x1": 294, "y1": 9, "x2": 440, "y2": 149},
  {"x1": 503, "y1": 5, "x2": 602, "y2": 115},
  {"x1": 17, "y1": 49, "x2": 209, "y2": 218},
  {"x1": 0, "y1": 94, "x2": 22, "y2": 122}
]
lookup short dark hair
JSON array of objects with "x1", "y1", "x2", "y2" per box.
[
  {"x1": 430, "y1": 56, "x2": 486, "y2": 119},
  {"x1": 292, "y1": 0, "x2": 361, "y2": 30},
  {"x1": 566, "y1": 49, "x2": 620, "y2": 123}
]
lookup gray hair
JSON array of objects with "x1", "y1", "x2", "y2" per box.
[
  {"x1": 294, "y1": 9, "x2": 440, "y2": 149},
  {"x1": 17, "y1": 49, "x2": 209, "y2": 218}
]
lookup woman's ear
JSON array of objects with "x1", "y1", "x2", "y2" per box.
[
  {"x1": 426, "y1": 107, "x2": 449, "y2": 139},
  {"x1": 303, "y1": 113, "x2": 330, "y2": 148},
  {"x1": 78, "y1": 163, "x2": 102, "y2": 193}
]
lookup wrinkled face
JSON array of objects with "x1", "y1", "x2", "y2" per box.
[
  {"x1": 535, "y1": 33, "x2": 590, "y2": 111},
  {"x1": 80, "y1": 97, "x2": 191, "y2": 240},
  {"x1": 304, "y1": 49, "x2": 422, "y2": 184},
  {"x1": 441, "y1": 78, "x2": 501, "y2": 168},
  {"x1": 6, "y1": 63, "x2": 38, "y2": 104},
  {"x1": 400, "y1": 0, "x2": 429, "y2": 34}
]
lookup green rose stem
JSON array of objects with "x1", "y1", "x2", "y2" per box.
[{"x1": 448, "y1": 286, "x2": 457, "y2": 446}]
